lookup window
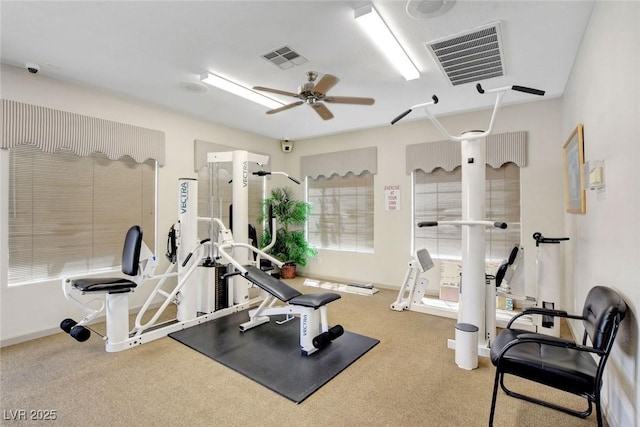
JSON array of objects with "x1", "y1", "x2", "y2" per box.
[
  {"x1": 307, "y1": 171, "x2": 374, "y2": 252},
  {"x1": 413, "y1": 163, "x2": 520, "y2": 261},
  {"x1": 8, "y1": 145, "x2": 156, "y2": 284}
]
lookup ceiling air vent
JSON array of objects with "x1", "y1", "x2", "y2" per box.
[
  {"x1": 425, "y1": 22, "x2": 505, "y2": 86},
  {"x1": 261, "y1": 45, "x2": 309, "y2": 70}
]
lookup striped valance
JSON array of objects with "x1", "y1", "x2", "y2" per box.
[
  {"x1": 406, "y1": 131, "x2": 527, "y2": 174},
  {"x1": 301, "y1": 146, "x2": 377, "y2": 179},
  {"x1": 1, "y1": 99, "x2": 166, "y2": 165}
]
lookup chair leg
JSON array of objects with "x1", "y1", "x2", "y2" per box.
[
  {"x1": 594, "y1": 390, "x2": 603, "y2": 427},
  {"x1": 488, "y1": 370, "x2": 501, "y2": 426},
  {"x1": 499, "y1": 374, "x2": 593, "y2": 419}
]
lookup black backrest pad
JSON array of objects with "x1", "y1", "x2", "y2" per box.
[
  {"x1": 582, "y1": 286, "x2": 627, "y2": 350},
  {"x1": 243, "y1": 265, "x2": 302, "y2": 302},
  {"x1": 121, "y1": 226, "x2": 143, "y2": 276}
]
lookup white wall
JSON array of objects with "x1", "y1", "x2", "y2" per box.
[
  {"x1": 560, "y1": 2, "x2": 639, "y2": 426},
  {"x1": 0, "y1": 63, "x2": 284, "y2": 345},
  {"x1": 290, "y1": 99, "x2": 565, "y2": 300}
]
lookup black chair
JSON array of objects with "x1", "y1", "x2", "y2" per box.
[{"x1": 489, "y1": 286, "x2": 627, "y2": 427}]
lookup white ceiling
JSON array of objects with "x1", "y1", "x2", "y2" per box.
[{"x1": 1, "y1": 1, "x2": 594, "y2": 141}]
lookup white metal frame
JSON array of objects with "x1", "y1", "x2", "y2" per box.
[
  {"x1": 61, "y1": 178, "x2": 260, "y2": 352},
  {"x1": 392, "y1": 84, "x2": 544, "y2": 366}
]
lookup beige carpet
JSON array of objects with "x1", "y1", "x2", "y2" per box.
[{"x1": 0, "y1": 278, "x2": 602, "y2": 426}]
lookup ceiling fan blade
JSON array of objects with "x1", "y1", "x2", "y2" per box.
[
  {"x1": 311, "y1": 102, "x2": 334, "y2": 120},
  {"x1": 324, "y1": 96, "x2": 375, "y2": 105},
  {"x1": 253, "y1": 86, "x2": 299, "y2": 98},
  {"x1": 266, "y1": 101, "x2": 304, "y2": 114},
  {"x1": 312, "y1": 74, "x2": 339, "y2": 96}
]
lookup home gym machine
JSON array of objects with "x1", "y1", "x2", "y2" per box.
[
  {"x1": 60, "y1": 177, "x2": 258, "y2": 352},
  {"x1": 391, "y1": 83, "x2": 545, "y2": 368},
  {"x1": 61, "y1": 150, "x2": 343, "y2": 356}
]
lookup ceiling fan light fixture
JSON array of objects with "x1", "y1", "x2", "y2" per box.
[
  {"x1": 355, "y1": 3, "x2": 420, "y2": 81},
  {"x1": 200, "y1": 72, "x2": 284, "y2": 110}
]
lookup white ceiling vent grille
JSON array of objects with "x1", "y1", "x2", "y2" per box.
[
  {"x1": 426, "y1": 22, "x2": 505, "y2": 86},
  {"x1": 261, "y1": 45, "x2": 309, "y2": 70}
]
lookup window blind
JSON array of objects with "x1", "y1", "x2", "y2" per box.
[
  {"x1": 414, "y1": 163, "x2": 520, "y2": 261},
  {"x1": 8, "y1": 145, "x2": 155, "y2": 284},
  {"x1": 307, "y1": 172, "x2": 374, "y2": 253}
]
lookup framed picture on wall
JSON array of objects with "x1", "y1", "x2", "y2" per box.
[{"x1": 563, "y1": 123, "x2": 586, "y2": 213}]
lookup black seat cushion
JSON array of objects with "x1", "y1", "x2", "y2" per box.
[
  {"x1": 289, "y1": 293, "x2": 341, "y2": 308},
  {"x1": 491, "y1": 328, "x2": 597, "y2": 395},
  {"x1": 72, "y1": 277, "x2": 137, "y2": 293}
]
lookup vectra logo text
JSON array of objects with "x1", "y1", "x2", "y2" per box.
[
  {"x1": 180, "y1": 181, "x2": 189, "y2": 214},
  {"x1": 242, "y1": 161, "x2": 248, "y2": 188}
]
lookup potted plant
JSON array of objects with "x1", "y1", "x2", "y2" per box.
[{"x1": 259, "y1": 186, "x2": 316, "y2": 278}]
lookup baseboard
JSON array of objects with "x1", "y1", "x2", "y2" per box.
[
  {"x1": 0, "y1": 301, "x2": 163, "y2": 348},
  {"x1": 0, "y1": 326, "x2": 65, "y2": 348}
]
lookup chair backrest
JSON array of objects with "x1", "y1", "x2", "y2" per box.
[
  {"x1": 582, "y1": 286, "x2": 627, "y2": 351},
  {"x1": 121, "y1": 225, "x2": 143, "y2": 276}
]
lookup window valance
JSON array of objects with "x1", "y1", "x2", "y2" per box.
[
  {"x1": 301, "y1": 146, "x2": 377, "y2": 179},
  {"x1": 406, "y1": 131, "x2": 527, "y2": 174},
  {"x1": 1, "y1": 99, "x2": 166, "y2": 165}
]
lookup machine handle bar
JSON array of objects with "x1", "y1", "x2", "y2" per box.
[
  {"x1": 476, "y1": 83, "x2": 545, "y2": 97},
  {"x1": 391, "y1": 95, "x2": 439, "y2": 125},
  {"x1": 418, "y1": 220, "x2": 507, "y2": 229},
  {"x1": 252, "y1": 170, "x2": 301, "y2": 185},
  {"x1": 532, "y1": 232, "x2": 570, "y2": 246},
  {"x1": 181, "y1": 238, "x2": 212, "y2": 267}
]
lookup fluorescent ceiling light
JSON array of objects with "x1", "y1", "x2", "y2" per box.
[
  {"x1": 200, "y1": 72, "x2": 284, "y2": 109},
  {"x1": 355, "y1": 4, "x2": 420, "y2": 81}
]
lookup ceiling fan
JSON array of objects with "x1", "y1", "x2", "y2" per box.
[{"x1": 253, "y1": 71, "x2": 375, "y2": 120}]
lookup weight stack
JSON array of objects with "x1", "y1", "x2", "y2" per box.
[{"x1": 214, "y1": 264, "x2": 229, "y2": 311}]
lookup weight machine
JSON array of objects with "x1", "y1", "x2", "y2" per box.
[
  {"x1": 61, "y1": 150, "x2": 342, "y2": 355},
  {"x1": 60, "y1": 177, "x2": 258, "y2": 352},
  {"x1": 391, "y1": 83, "x2": 545, "y2": 367}
]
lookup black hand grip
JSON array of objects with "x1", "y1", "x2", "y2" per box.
[
  {"x1": 493, "y1": 222, "x2": 508, "y2": 229},
  {"x1": 288, "y1": 176, "x2": 301, "y2": 185},
  {"x1": 418, "y1": 221, "x2": 438, "y2": 227},
  {"x1": 200, "y1": 238, "x2": 211, "y2": 244},
  {"x1": 181, "y1": 252, "x2": 193, "y2": 267},
  {"x1": 252, "y1": 170, "x2": 270, "y2": 176},
  {"x1": 511, "y1": 85, "x2": 545, "y2": 96},
  {"x1": 476, "y1": 83, "x2": 485, "y2": 94},
  {"x1": 432, "y1": 94, "x2": 439, "y2": 104},
  {"x1": 391, "y1": 109, "x2": 412, "y2": 125},
  {"x1": 222, "y1": 270, "x2": 242, "y2": 280}
]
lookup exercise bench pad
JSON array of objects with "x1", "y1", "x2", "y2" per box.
[
  {"x1": 243, "y1": 265, "x2": 302, "y2": 302},
  {"x1": 290, "y1": 293, "x2": 341, "y2": 308},
  {"x1": 72, "y1": 277, "x2": 137, "y2": 293}
]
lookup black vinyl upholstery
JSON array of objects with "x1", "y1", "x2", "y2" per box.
[
  {"x1": 72, "y1": 226, "x2": 143, "y2": 294},
  {"x1": 242, "y1": 265, "x2": 340, "y2": 307},
  {"x1": 243, "y1": 265, "x2": 302, "y2": 302},
  {"x1": 489, "y1": 286, "x2": 627, "y2": 427}
]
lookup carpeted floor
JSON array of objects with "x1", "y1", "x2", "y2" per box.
[{"x1": 0, "y1": 278, "x2": 603, "y2": 426}]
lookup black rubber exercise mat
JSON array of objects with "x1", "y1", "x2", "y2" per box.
[{"x1": 169, "y1": 310, "x2": 379, "y2": 403}]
